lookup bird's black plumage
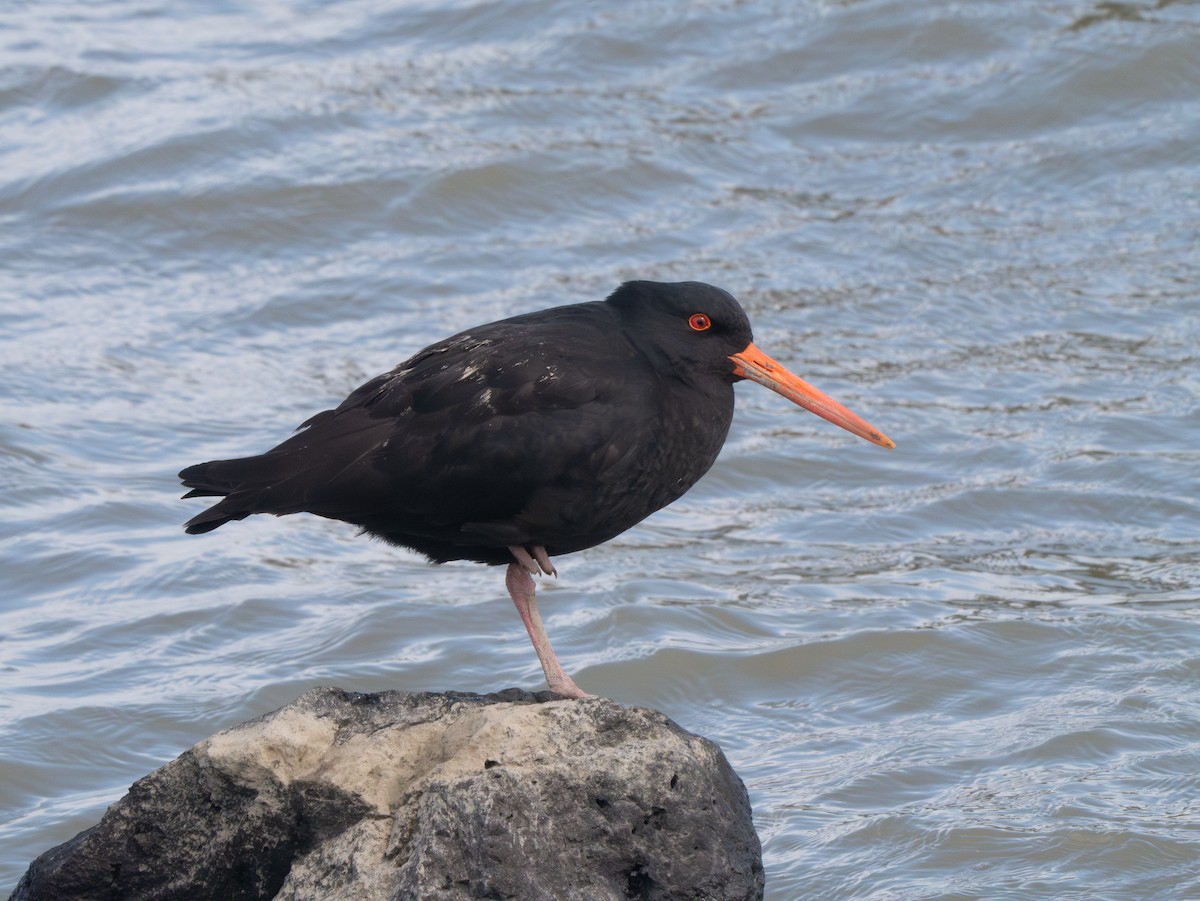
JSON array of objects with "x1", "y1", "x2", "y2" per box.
[
  {"x1": 180, "y1": 281, "x2": 755, "y2": 565},
  {"x1": 182, "y1": 279, "x2": 894, "y2": 697}
]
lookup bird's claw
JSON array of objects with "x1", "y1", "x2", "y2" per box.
[
  {"x1": 508, "y1": 544, "x2": 557, "y2": 577},
  {"x1": 532, "y1": 546, "x2": 557, "y2": 578}
]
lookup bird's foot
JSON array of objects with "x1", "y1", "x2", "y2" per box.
[
  {"x1": 508, "y1": 544, "x2": 557, "y2": 577},
  {"x1": 547, "y1": 673, "x2": 593, "y2": 699},
  {"x1": 532, "y1": 546, "x2": 557, "y2": 577}
]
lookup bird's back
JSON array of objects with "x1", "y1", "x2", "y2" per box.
[{"x1": 180, "y1": 300, "x2": 737, "y2": 565}]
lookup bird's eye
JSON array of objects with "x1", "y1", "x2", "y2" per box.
[{"x1": 688, "y1": 313, "x2": 712, "y2": 331}]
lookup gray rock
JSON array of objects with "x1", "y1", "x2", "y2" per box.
[{"x1": 11, "y1": 687, "x2": 764, "y2": 900}]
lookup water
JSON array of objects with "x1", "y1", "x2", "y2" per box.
[{"x1": 2, "y1": 1, "x2": 1199, "y2": 896}]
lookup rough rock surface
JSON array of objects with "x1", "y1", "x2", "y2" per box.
[{"x1": 11, "y1": 687, "x2": 764, "y2": 900}]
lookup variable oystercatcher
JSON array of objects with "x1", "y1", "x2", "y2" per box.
[{"x1": 180, "y1": 280, "x2": 893, "y2": 698}]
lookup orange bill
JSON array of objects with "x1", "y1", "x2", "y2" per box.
[{"x1": 729, "y1": 342, "x2": 895, "y2": 449}]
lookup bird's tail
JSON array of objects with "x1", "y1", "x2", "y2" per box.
[
  {"x1": 180, "y1": 405, "x2": 390, "y2": 535},
  {"x1": 178, "y1": 456, "x2": 280, "y2": 534}
]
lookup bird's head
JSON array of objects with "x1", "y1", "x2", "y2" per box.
[{"x1": 606, "y1": 280, "x2": 894, "y2": 449}]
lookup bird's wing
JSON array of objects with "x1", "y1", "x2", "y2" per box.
[{"x1": 242, "y1": 306, "x2": 660, "y2": 546}]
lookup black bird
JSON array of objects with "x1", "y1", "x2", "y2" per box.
[{"x1": 180, "y1": 281, "x2": 893, "y2": 697}]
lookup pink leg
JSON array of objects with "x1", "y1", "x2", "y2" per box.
[{"x1": 505, "y1": 557, "x2": 589, "y2": 699}]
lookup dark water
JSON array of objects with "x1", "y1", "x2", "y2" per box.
[{"x1": 3, "y1": 1, "x2": 1199, "y2": 897}]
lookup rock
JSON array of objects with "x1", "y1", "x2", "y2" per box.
[{"x1": 10, "y1": 687, "x2": 764, "y2": 901}]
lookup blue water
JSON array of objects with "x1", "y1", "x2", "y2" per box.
[{"x1": 3, "y1": 1, "x2": 1199, "y2": 897}]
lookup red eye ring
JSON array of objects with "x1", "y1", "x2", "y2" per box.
[{"x1": 688, "y1": 313, "x2": 711, "y2": 331}]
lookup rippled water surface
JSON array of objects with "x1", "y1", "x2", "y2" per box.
[{"x1": 3, "y1": 1, "x2": 1199, "y2": 897}]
